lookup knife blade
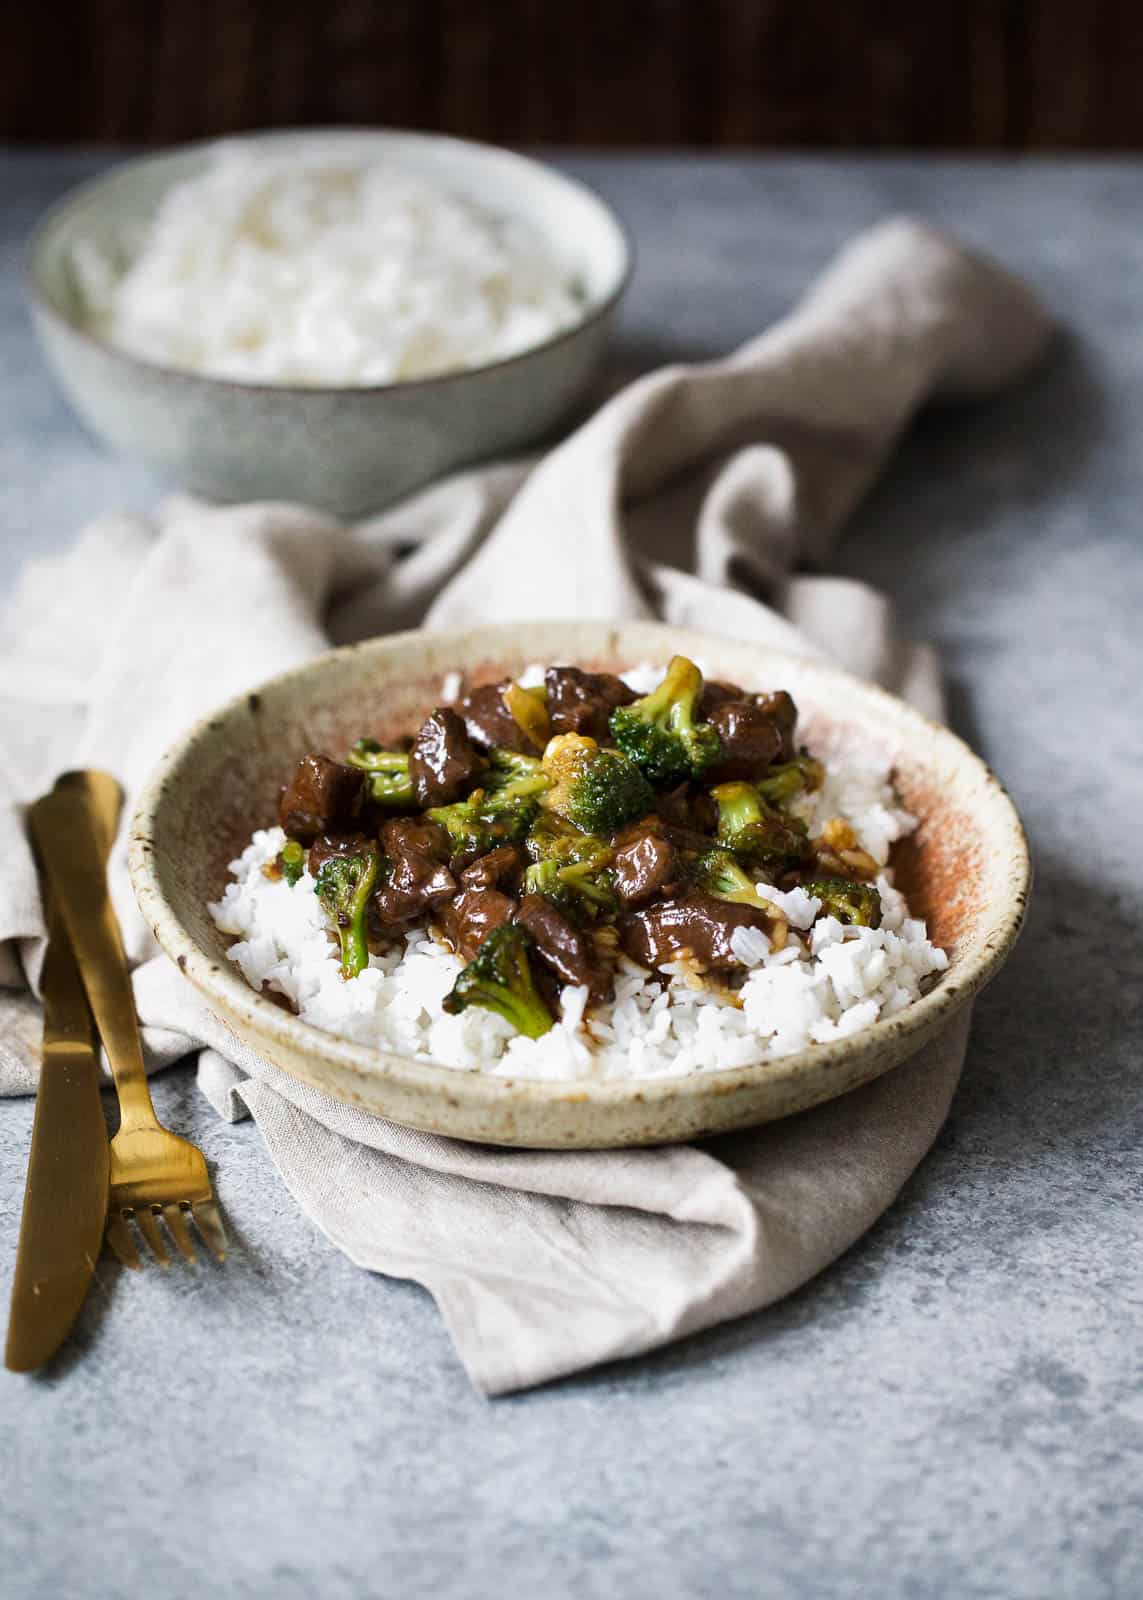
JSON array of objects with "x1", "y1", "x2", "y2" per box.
[{"x1": 5, "y1": 773, "x2": 122, "y2": 1373}]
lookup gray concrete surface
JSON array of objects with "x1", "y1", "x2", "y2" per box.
[{"x1": 2, "y1": 151, "x2": 1141, "y2": 1600}]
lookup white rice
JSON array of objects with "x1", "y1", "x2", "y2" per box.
[
  {"x1": 208, "y1": 666, "x2": 946, "y2": 1080},
  {"x1": 73, "y1": 145, "x2": 583, "y2": 386}
]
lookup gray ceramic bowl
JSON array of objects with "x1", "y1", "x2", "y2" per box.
[
  {"x1": 27, "y1": 130, "x2": 631, "y2": 516},
  {"x1": 128, "y1": 622, "x2": 1031, "y2": 1150}
]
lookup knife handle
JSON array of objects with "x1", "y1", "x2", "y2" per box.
[
  {"x1": 29, "y1": 772, "x2": 159, "y2": 1136},
  {"x1": 6, "y1": 776, "x2": 118, "y2": 1373}
]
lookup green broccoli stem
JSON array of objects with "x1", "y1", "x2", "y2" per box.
[
  {"x1": 492, "y1": 772, "x2": 552, "y2": 804},
  {"x1": 638, "y1": 656, "x2": 702, "y2": 729},
  {"x1": 346, "y1": 739, "x2": 407, "y2": 772},
  {"x1": 314, "y1": 850, "x2": 378, "y2": 979},
  {"x1": 755, "y1": 754, "x2": 824, "y2": 806},
  {"x1": 338, "y1": 920, "x2": 368, "y2": 977},
  {"x1": 346, "y1": 740, "x2": 415, "y2": 808},
  {"x1": 711, "y1": 780, "x2": 766, "y2": 841},
  {"x1": 367, "y1": 771, "x2": 416, "y2": 807},
  {"x1": 487, "y1": 748, "x2": 545, "y2": 786}
]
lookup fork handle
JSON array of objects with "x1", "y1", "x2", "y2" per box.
[{"x1": 29, "y1": 773, "x2": 160, "y2": 1136}]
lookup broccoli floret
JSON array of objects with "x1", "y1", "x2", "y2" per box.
[
  {"x1": 314, "y1": 846, "x2": 378, "y2": 978},
  {"x1": 711, "y1": 781, "x2": 811, "y2": 870},
  {"x1": 427, "y1": 769, "x2": 548, "y2": 857},
  {"x1": 524, "y1": 811, "x2": 610, "y2": 867},
  {"x1": 609, "y1": 655, "x2": 722, "y2": 785},
  {"x1": 485, "y1": 748, "x2": 546, "y2": 790},
  {"x1": 442, "y1": 923, "x2": 554, "y2": 1038},
  {"x1": 279, "y1": 839, "x2": 306, "y2": 886},
  {"x1": 524, "y1": 815, "x2": 620, "y2": 917},
  {"x1": 801, "y1": 877, "x2": 882, "y2": 928},
  {"x1": 566, "y1": 751, "x2": 653, "y2": 833},
  {"x1": 690, "y1": 848, "x2": 778, "y2": 915},
  {"x1": 541, "y1": 733, "x2": 654, "y2": 834},
  {"x1": 524, "y1": 857, "x2": 618, "y2": 923},
  {"x1": 346, "y1": 739, "x2": 415, "y2": 808},
  {"x1": 426, "y1": 800, "x2": 532, "y2": 857},
  {"x1": 485, "y1": 769, "x2": 551, "y2": 812},
  {"x1": 688, "y1": 848, "x2": 789, "y2": 950},
  {"x1": 755, "y1": 753, "x2": 825, "y2": 806}
]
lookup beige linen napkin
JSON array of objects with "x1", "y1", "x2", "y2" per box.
[{"x1": 0, "y1": 219, "x2": 1049, "y2": 1393}]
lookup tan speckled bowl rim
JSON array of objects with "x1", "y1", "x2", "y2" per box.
[{"x1": 128, "y1": 623, "x2": 1031, "y2": 1141}]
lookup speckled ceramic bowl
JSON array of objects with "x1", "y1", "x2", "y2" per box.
[
  {"x1": 27, "y1": 130, "x2": 630, "y2": 516},
  {"x1": 128, "y1": 622, "x2": 1030, "y2": 1148}
]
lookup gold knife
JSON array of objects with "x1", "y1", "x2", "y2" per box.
[{"x1": 5, "y1": 772, "x2": 122, "y2": 1373}]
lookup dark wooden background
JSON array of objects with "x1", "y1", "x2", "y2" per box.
[{"x1": 5, "y1": 0, "x2": 1142, "y2": 149}]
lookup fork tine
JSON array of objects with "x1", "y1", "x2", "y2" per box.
[
  {"x1": 192, "y1": 1199, "x2": 228, "y2": 1263},
  {"x1": 163, "y1": 1203, "x2": 197, "y2": 1265},
  {"x1": 134, "y1": 1207, "x2": 171, "y2": 1268},
  {"x1": 106, "y1": 1210, "x2": 141, "y2": 1270}
]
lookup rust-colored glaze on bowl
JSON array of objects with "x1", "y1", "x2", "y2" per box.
[{"x1": 128, "y1": 622, "x2": 1031, "y2": 1149}]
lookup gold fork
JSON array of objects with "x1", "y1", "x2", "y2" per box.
[{"x1": 29, "y1": 771, "x2": 227, "y2": 1269}]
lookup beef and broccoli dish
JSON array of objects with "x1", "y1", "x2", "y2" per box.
[{"x1": 262, "y1": 656, "x2": 889, "y2": 1041}]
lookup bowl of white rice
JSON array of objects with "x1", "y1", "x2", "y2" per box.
[
  {"x1": 27, "y1": 129, "x2": 631, "y2": 514},
  {"x1": 128, "y1": 622, "x2": 1031, "y2": 1150}
]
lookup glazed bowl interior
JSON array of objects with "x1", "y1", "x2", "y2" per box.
[
  {"x1": 129, "y1": 622, "x2": 1030, "y2": 1149},
  {"x1": 29, "y1": 128, "x2": 630, "y2": 376}
]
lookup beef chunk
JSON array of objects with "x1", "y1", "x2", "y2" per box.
[
  {"x1": 544, "y1": 666, "x2": 637, "y2": 739},
  {"x1": 514, "y1": 893, "x2": 612, "y2": 1002},
  {"x1": 408, "y1": 707, "x2": 485, "y2": 808},
  {"x1": 459, "y1": 844, "x2": 526, "y2": 893},
  {"x1": 438, "y1": 888, "x2": 517, "y2": 963},
  {"x1": 654, "y1": 783, "x2": 692, "y2": 829},
  {"x1": 381, "y1": 817, "x2": 452, "y2": 861},
  {"x1": 457, "y1": 681, "x2": 538, "y2": 754},
  {"x1": 619, "y1": 891, "x2": 770, "y2": 972},
  {"x1": 655, "y1": 783, "x2": 717, "y2": 834},
  {"x1": 611, "y1": 825, "x2": 678, "y2": 908},
  {"x1": 374, "y1": 816, "x2": 456, "y2": 926},
  {"x1": 278, "y1": 755, "x2": 364, "y2": 843},
  {"x1": 753, "y1": 690, "x2": 798, "y2": 763},
  {"x1": 698, "y1": 680, "x2": 745, "y2": 717},
  {"x1": 704, "y1": 700, "x2": 787, "y2": 782}
]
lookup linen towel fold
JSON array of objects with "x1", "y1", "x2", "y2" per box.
[{"x1": 0, "y1": 218, "x2": 1049, "y2": 1393}]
